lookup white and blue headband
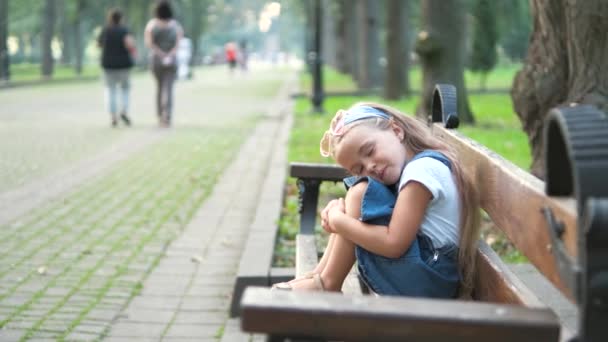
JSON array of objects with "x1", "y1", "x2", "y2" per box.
[{"x1": 320, "y1": 105, "x2": 391, "y2": 157}]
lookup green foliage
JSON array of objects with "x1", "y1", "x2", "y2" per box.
[
  {"x1": 470, "y1": 0, "x2": 498, "y2": 74},
  {"x1": 496, "y1": 0, "x2": 531, "y2": 61}
]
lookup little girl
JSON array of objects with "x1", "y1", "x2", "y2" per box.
[{"x1": 273, "y1": 103, "x2": 480, "y2": 298}]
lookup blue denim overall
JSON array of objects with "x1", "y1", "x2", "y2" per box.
[{"x1": 343, "y1": 150, "x2": 460, "y2": 298}]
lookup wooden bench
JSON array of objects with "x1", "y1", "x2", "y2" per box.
[{"x1": 239, "y1": 85, "x2": 608, "y2": 341}]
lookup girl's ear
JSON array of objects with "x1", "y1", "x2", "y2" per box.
[{"x1": 391, "y1": 122, "x2": 405, "y2": 141}]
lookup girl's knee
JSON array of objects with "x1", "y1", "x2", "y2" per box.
[{"x1": 344, "y1": 181, "x2": 367, "y2": 216}]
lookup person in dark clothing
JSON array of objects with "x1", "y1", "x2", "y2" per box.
[
  {"x1": 144, "y1": 0, "x2": 183, "y2": 127},
  {"x1": 98, "y1": 8, "x2": 136, "y2": 127}
]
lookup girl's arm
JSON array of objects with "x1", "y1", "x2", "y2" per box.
[{"x1": 328, "y1": 181, "x2": 432, "y2": 258}]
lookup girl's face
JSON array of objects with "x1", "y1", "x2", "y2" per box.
[{"x1": 334, "y1": 123, "x2": 408, "y2": 185}]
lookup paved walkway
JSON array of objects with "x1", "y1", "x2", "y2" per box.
[{"x1": 0, "y1": 64, "x2": 295, "y2": 341}]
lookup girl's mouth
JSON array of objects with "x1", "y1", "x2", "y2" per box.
[{"x1": 377, "y1": 168, "x2": 385, "y2": 181}]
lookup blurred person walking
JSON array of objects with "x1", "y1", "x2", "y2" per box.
[
  {"x1": 225, "y1": 42, "x2": 237, "y2": 74},
  {"x1": 145, "y1": 0, "x2": 183, "y2": 127},
  {"x1": 98, "y1": 8, "x2": 136, "y2": 128}
]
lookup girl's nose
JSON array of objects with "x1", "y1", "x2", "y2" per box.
[{"x1": 366, "y1": 163, "x2": 377, "y2": 174}]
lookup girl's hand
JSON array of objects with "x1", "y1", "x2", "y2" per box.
[
  {"x1": 320, "y1": 201, "x2": 333, "y2": 233},
  {"x1": 320, "y1": 198, "x2": 346, "y2": 234}
]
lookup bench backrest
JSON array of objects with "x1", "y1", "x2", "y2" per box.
[{"x1": 431, "y1": 124, "x2": 577, "y2": 304}]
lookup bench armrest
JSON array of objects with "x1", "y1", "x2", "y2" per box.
[
  {"x1": 289, "y1": 162, "x2": 349, "y2": 235},
  {"x1": 290, "y1": 162, "x2": 349, "y2": 182}
]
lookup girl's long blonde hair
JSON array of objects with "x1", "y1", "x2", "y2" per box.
[{"x1": 321, "y1": 102, "x2": 480, "y2": 298}]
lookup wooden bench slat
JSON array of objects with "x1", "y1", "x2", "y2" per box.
[
  {"x1": 432, "y1": 124, "x2": 577, "y2": 301},
  {"x1": 241, "y1": 287, "x2": 561, "y2": 342},
  {"x1": 475, "y1": 241, "x2": 544, "y2": 306},
  {"x1": 295, "y1": 234, "x2": 318, "y2": 278},
  {"x1": 296, "y1": 233, "x2": 364, "y2": 294},
  {"x1": 342, "y1": 266, "x2": 365, "y2": 295}
]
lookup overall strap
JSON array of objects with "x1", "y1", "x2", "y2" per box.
[{"x1": 410, "y1": 150, "x2": 452, "y2": 171}]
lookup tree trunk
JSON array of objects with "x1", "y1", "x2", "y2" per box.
[
  {"x1": 346, "y1": 0, "x2": 358, "y2": 79},
  {"x1": 511, "y1": 0, "x2": 608, "y2": 178},
  {"x1": 190, "y1": 0, "x2": 202, "y2": 68},
  {"x1": 0, "y1": 0, "x2": 9, "y2": 81},
  {"x1": 355, "y1": 0, "x2": 382, "y2": 89},
  {"x1": 366, "y1": 0, "x2": 382, "y2": 88},
  {"x1": 73, "y1": 0, "x2": 84, "y2": 75},
  {"x1": 415, "y1": 0, "x2": 473, "y2": 123},
  {"x1": 334, "y1": 0, "x2": 350, "y2": 74},
  {"x1": 401, "y1": 1, "x2": 411, "y2": 95},
  {"x1": 16, "y1": 35, "x2": 26, "y2": 61},
  {"x1": 384, "y1": 0, "x2": 407, "y2": 100},
  {"x1": 305, "y1": 0, "x2": 314, "y2": 75},
  {"x1": 58, "y1": 0, "x2": 72, "y2": 65},
  {"x1": 132, "y1": 0, "x2": 150, "y2": 68},
  {"x1": 321, "y1": 0, "x2": 337, "y2": 69},
  {"x1": 41, "y1": 0, "x2": 56, "y2": 78}
]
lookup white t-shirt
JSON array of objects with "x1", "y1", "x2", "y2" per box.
[{"x1": 398, "y1": 157, "x2": 460, "y2": 248}]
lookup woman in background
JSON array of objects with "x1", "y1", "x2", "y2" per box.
[
  {"x1": 144, "y1": 0, "x2": 183, "y2": 127},
  {"x1": 98, "y1": 8, "x2": 136, "y2": 127}
]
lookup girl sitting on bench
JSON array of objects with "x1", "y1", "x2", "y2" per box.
[{"x1": 273, "y1": 103, "x2": 480, "y2": 298}]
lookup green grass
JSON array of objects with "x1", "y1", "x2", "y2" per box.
[
  {"x1": 299, "y1": 64, "x2": 521, "y2": 94},
  {"x1": 9, "y1": 63, "x2": 100, "y2": 82},
  {"x1": 299, "y1": 67, "x2": 358, "y2": 94},
  {"x1": 288, "y1": 95, "x2": 418, "y2": 164}
]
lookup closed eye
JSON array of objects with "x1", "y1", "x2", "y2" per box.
[{"x1": 367, "y1": 145, "x2": 374, "y2": 157}]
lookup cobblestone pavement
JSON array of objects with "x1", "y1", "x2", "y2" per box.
[{"x1": 0, "y1": 65, "x2": 294, "y2": 341}]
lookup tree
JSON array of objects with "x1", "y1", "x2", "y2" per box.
[
  {"x1": 511, "y1": 0, "x2": 608, "y2": 178},
  {"x1": 321, "y1": 0, "x2": 337, "y2": 69},
  {"x1": 469, "y1": 0, "x2": 497, "y2": 91},
  {"x1": 355, "y1": 0, "x2": 382, "y2": 89},
  {"x1": 189, "y1": 0, "x2": 204, "y2": 67},
  {"x1": 41, "y1": 0, "x2": 56, "y2": 78},
  {"x1": 415, "y1": 0, "x2": 474, "y2": 123},
  {"x1": 9, "y1": 0, "x2": 44, "y2": 64},
  {"x1": 58, "y1": 0, "x2": 72, "y2": 65},
  {"x1": 497, "y1": 0, "x2": 530, "y2": 62},
  {"x1": 334, "y1": 0, "x2": 351, "y2": 74},
  {"x1": 0, "y1": 0, "x2": 9, "y2": 81},
  {"x1": 72, "y1": 0, "x2": 85, "y2": 74},
  {"x1": 384, "y1": 0, "x2": 410, "y2": 100},
  {"x1": 346, "y1": 0, "x2": 359, "y2": 78}
]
